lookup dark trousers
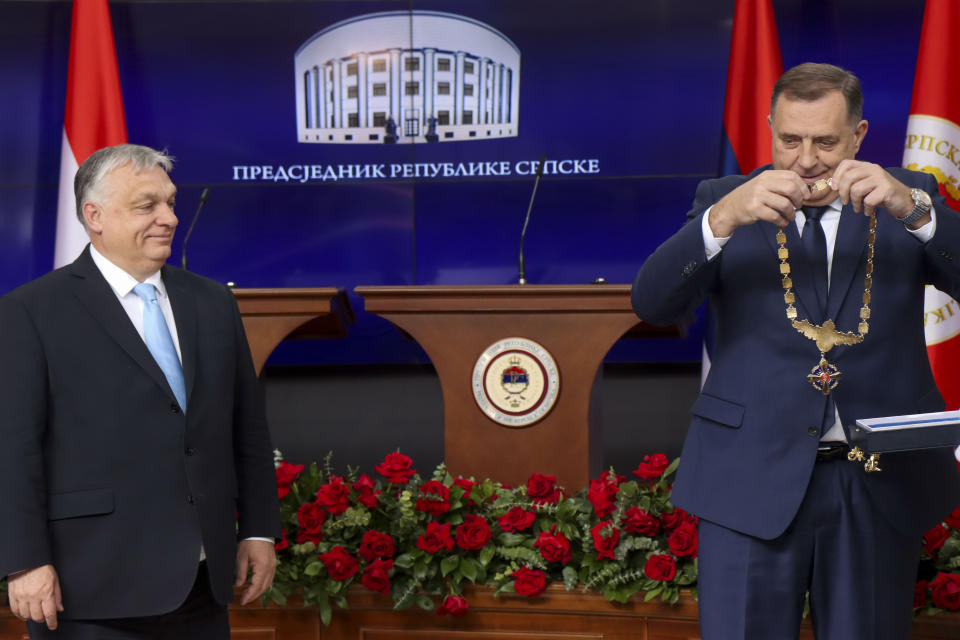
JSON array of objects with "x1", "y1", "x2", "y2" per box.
[
  {"x1": 697, "y1": 457, "x2": 921, "y2": 640},
  {"x1": 27, "y1": 563, "x2": 229, "y2": 640}
]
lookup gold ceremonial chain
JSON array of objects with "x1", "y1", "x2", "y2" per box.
[{"x1": 778, "y1": 178, "x2": 881, "y2": 472}]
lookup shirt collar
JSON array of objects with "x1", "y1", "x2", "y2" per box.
[{"x1": 89, "y1": 245, "x2": 167, "y2": 299}]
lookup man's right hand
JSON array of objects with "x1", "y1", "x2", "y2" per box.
[
  {"x1": 7, "y1": 564, "x2": 63, "y2": 630},
  {"x1": 708, "y1": 170, "x2": 810, "y2": 237}
]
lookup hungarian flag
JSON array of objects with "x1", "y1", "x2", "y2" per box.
[
  {"x1": 902, "y1": 0, "x2": 960, "y2": 412},
  {"x1": 705, "y1": 0, "x2": 783, "y2": 383},
  {"x1": 53, "y1": 0, "x2": 127, "y2": 268}
]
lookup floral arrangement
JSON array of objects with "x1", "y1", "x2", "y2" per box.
[
  {"x1": 917, "y1": 506, "x2": 960, "y2": 614},
  {"x1": 268, "y1": 450, "x2": 697, "y2": 624},
  {"x1": 4, "y1": 450, "x2": 960, "y2": 624}
]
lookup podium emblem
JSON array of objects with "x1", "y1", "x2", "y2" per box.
[{"x1": 472, "y1": 337, "x2": 560, "y2": 427}]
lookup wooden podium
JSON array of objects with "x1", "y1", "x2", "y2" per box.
[
  {"x1": 355, "y1": 285, "x2": 681, "y2": 489},
  {"x1": 232, "y1": 288, "x2": 355, "y2": 374}
]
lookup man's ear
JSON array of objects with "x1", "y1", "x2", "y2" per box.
[
  {"x1": 82, "y1": 201, "x2": 102, "y2": 234},
  {"x1": 853, "y1": 119, "x2": 868, "y2": 153}
]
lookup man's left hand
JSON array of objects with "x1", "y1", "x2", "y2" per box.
[
  {"x1": 830, "y1": 159, "x2": 916, "y2": 219},
  {"x1": 235, "y1": 539, "x2": 277, "y2": 606}
]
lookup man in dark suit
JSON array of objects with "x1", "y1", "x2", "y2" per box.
[
  {"x1": 632, "y1": 63, "x2": 960, "y2": 638},
  {"x1": 0, "y1": 144, "x2": 281, "y2": 638}
]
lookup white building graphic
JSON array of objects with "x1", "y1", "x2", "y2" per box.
[{"x1": 294, "y1": 11, "x2": 520, "y2": 144}]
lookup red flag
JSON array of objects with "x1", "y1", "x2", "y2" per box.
[
  {"x1": 54, "y1": 0, "x2": 128, "y2": 268},
  {"x1": 706, "y1": 0, "x2": 783, "y2": 384},
  {"x1": 902, "y1": 0, "x2": 960, "y2": 413},
  {"x1": 720, "y1": 0, "x2": 783, "y2": 175}
]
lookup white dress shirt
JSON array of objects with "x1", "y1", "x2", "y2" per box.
[{"x1": 701, "y1": 200, "x2": 937, "y2": 442}]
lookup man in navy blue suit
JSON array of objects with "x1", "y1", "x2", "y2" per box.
[
  {"x1": 632, "y1": 63, "x2": 960, "y2": 638},
  {"x1": 0, "y1": 144, "x2": 281, "y2": 639}
]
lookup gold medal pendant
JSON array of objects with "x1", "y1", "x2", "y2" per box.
[
  {"x1": 807, "y1": 356, "x2": 841, "y2": 395},
  {"x1": 776, "y1": 211, "x2": 876, "y2": 397}
]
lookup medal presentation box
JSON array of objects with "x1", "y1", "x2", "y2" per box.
[{"x1": 852, "y1": 410, "x2": 960, "y2": 454}]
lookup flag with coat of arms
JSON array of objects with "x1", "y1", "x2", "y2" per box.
[{"x1": 902, "y1": 0, "x2": 960, "y2": 413}]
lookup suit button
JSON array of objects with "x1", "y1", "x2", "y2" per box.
[
  {"x1": 170, "y1": 403, "x2": 181, "y2": 414},
  {"x1": 185, "y1": 447, "x2": 196, "y2": 456},
  {"x1": 807, "y1": 427, "x2": 819, "y2": 437},
  {"x1": 187, "y1": 494, "x2": 195, "y2": 504}
]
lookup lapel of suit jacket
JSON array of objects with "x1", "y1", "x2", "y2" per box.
[
  {"x1": 161, "y1": 266, "x2": 198, "y2": 408},
  {"x1": 68, "y1": 247, "x2": 177, "y2": 403},
  {"x1": 762, "y1": 220, "x2": 820, "y2": 322},
  {"x1": 826, "y1": 204, "x2": 869, "y2": 322}
]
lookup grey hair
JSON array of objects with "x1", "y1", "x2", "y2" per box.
[
  {"x1": 771, "y1": 63, "x2": 863, "y2": 126},
  {"x1": 74, "y1": 144, "x2": 175, "y2": 225}
]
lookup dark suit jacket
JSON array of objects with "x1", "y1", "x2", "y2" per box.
[
  {"x1": 632, "y1": 166, "x2": 960, "y2": 540},
  {"x1": 0, "y1": 247, "x2": 281, "y2": 619}
]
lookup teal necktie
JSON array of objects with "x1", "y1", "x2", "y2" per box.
[{"x1": 133, "y1": 283, "x2": 186, "y2": 412}]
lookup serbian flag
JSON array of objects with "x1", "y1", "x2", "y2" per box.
[
  {"x1": 53, "y1": 0, "x2": 127, "y2": 268},
  {"x1": 902, "y1": 0, "x2": 960, "y2": 413},
  {"x1": 705, "y1": 0, "x2": 783, "y2": 384},
  {"x1": 719, "y1": 0, "x2": 783, "y2": 176}
]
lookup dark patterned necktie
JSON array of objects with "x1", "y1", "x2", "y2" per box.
[
  {"x1": 801, "y1": 206, "x2": 838, "y2": 436},
  {"x1": 801, "y1": 206, "x2": 829, "y2": 321}
]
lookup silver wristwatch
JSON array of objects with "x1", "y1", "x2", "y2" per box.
[{"x1": 900, "y1": 188, "x2": 932, "y2": 226}]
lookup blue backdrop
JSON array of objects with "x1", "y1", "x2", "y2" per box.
[{"x1": 0, "y1": 0, "x2": 927, "y2": 364}]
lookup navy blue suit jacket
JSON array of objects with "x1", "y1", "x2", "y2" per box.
[
  {"x1": 0, "y1": 247, "x2": 281, "y2": 619},
  {"x1": 632, "y1": 166, "x2": 960, "y2": 539}
]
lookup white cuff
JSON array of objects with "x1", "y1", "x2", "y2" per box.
[
  {"x1": 701, "y1": 206, "x2": 730, "y2": 261},
  {"x1": 905, "y1": 206, "x2": 937, "y2": 242}
]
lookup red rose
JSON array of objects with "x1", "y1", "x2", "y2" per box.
[
  {"x1": 930, "y1": 573, "x2": 960, "y2": 610},
  {"x1": 644, "y1": 554, "x2": 677, "y2": 582},
  {"x1": 318, "y1": 545, "x2": 359, "y2": 581},
  {"x1": 416, "y1": 480, "x2": 452, "y2": 515},
  {"x1": 527, "y1": 473, "x2": 562, "y2": 504},
  {"x1": 498, "y1": 506, "x2": 536, "y2": 532},
  {"x1": 315, "y1": 476, "x2": 350, "y2": 515},
  {"x1": 456, "y1": 514, "x2": 492, "y2": 550},
  {"x1": 437, "y1": 594, "x2": 469, "y2": 616},
  {"x1": 667, "y1": 520, "x2": 698, "y2": 558},
  {"x1": 358, "y1": 530, "x2": 395, "y2": 562},
  {"x1": 275, "y1": 528, "x2": 289, "y2": 551},
  {"x1": 945, "y1": 505, "x2": 960, "y2": 530},
  {"x1": 375, "y1": 452, "x2": 417, "y2": 484},
  {"x1": 924, "y1": 523, "x2": 951, "y2": 555},
  {"x1": 296, "y1": 501, "x2": 326, "y2": 544},
  {"x1": 361, "y1": 558, "x2": 393, "y2": 594},
  {"x1": 275, "y1": 461, "x2": 304, "y2": 499},
  {"x1": 661, "y1": 507, "x2": 689, "y2": 532},
  {"x1": 512, "y1": 567, "x2": 548, "y2": 597},
  {"x1": 534, "y1": 527, "x2": 572, "y2": 564},
  {"x1": 622, "y1": 506, "x2": 660, "y2": 537},
  {"x1": 454, "y1": 477, "x2": 478, "y2": 504},
  {"x1": 634, "y1": 453, "x2": 670, "y2": 480},
  {"x1": 591, "y1": 521, "x2": 621, "y2": 560},
  {"x1": 915, "y1": 580, "x2": 929, "y2": 609},
  {"x1": 353, "y1": 474, "x2": 380, "y2": 509},
  {"x1": 587, "y1": 477, "x2": 618, "y2": 518},
  {"x1": 417, "y1": 521, "x2": 455, "y2": 554}
]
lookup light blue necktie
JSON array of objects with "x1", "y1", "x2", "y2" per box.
[{"x1": 133, "y1": 283, "x2": 186, "y2": 412}]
